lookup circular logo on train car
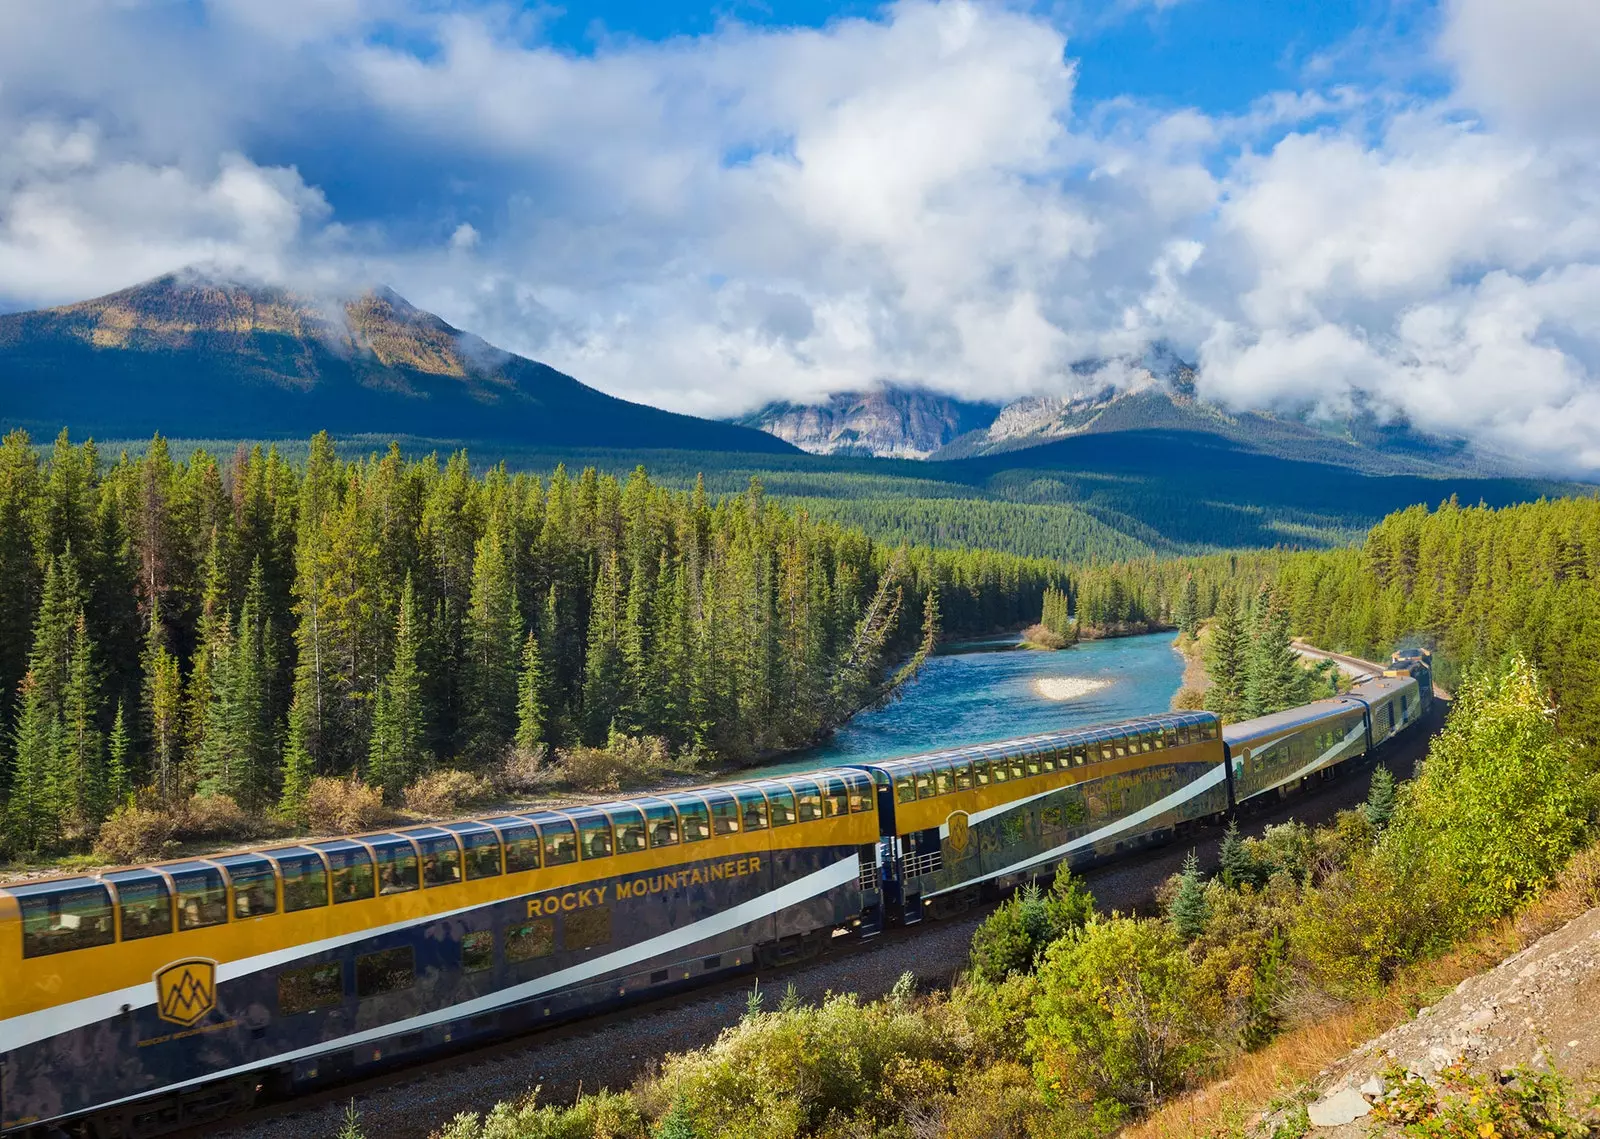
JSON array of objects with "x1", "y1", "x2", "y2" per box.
[
  {"x1": 155, "y1": 958, "x2": 219, "y2": 1027},
  {"x1": 946, "y1": 811, "x2": 971, "y2": 854}
]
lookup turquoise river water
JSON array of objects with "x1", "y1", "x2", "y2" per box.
[{"x1": 746, "y1": 631, "x2": 1187, "y2": 778}]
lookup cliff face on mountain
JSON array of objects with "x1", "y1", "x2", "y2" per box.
[
  {"x1": 0, "y1": 273, "x2": 796, "y2": 453},
  {"x1": 735, "y1": 386, "x2": 999, "y2": 459}
]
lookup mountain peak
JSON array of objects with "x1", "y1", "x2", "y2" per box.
[
  {"x1": 733, "y1": 385, "x2": 1000, "y2": 459},
  {"x1": 0, "y1": 272, "x2": 795, "y2": 454}
]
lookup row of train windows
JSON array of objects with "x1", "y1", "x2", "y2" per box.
[
  {"x1": 276, "y1": 913, "x2": 612, "y2": 1015},
  {"x1": 15, "y1": 777, "x2": 872, "y2": 958},
  {"x1": 891, "y1": 721, "x2": 1218, "y2": 804}
]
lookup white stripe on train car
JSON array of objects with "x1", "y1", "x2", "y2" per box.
[
  {"x1": 1237, "y1": 719, "x2": 1368, "y2": 803},
  {"x1": 926, "y1": 764, "x2": 1228, "y2": 897},
  {"x1": 2, "y1": 854, "x2": 859, "y2": 1063}
]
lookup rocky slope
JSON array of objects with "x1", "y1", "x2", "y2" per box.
[
  {"x1": 0, "y1": 272, "x2": 795, "y2": 453},
  {"x1": 1287, "y1": 904, "x2": 1600, "y2": 1135},
  {"x1": 734, "y1": 386, "x2": 998, "y2": 458}
]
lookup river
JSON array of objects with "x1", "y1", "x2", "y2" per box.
[{"x1": 745, "y1": 631, "x2": 1187, "y2": 778}]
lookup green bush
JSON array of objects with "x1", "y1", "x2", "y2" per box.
[
  {"x1": 1027, "y1": 916, "x2": 1217, "y2": 1125},
  {"x1": 431, "y1": 1090, "x2": 646, "y2": 1139},
  {"x1": 968, "y1": 870, "x2": 1094, "y2": 984}
]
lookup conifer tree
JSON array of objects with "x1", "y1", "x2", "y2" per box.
[
  {"x1": 279, "y1": 692, "x2": 315, "y2": 822},
  {"x1": 1218, "y1": 819, "x2": 1255, "y2": 889},
  {"x1": 6, "y1": 673, "x2": 60, "y2": 852},
  {"x1": 583, "y1": 551, "x2": 626, "y2": 744},
  {"x1": 1243, "y1": 593, "x2": 1305, "y2": 718},
  {"x1": 1364, "y1": 764, "x2": 1397, "y2": 829},
  {"x1": 1168, "y1": 850, "x2": 1210, "y2": 940},
  {"x1": 60, "y1": 612, "x2": 102, "y2": 827},
  {"x1": 369, "y1": 574, "x2": 428, "y2": 796},
  {"x1": 141, "y1": 596, "x2": 184, "y2": 803},
  {"x1": 228, "y1": 562, "x2": 279, "y2": 811},
  {"x1": 1204, "y1": 589, "x2": 1247, "y2": 721},
  {"x1": 106, "y1": 699, "x2": 132, "y2": 810},
  {"x1": 1177, "y1": 575, "x2": 1199, "y2": 639},
  {"x1": 463, "y1": 522, "x2": 522, "y2": 761},
  {"x1": 514, "y1": 630, "x2": 546, "y2": 755}
]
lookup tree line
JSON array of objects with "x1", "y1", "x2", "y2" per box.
[{"x1": 0, "y1": 430, "x2": 1063, "y2": 855}]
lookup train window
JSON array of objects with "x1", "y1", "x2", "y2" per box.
[
  {"x1": 273, "y1": 851, "x2": 329, "y2": 912},
  {"x1": 368, "y1": 838, "x2": 420, "y2": 896},
  {"x1": 279, "y1": 962, "x2": 343, "y2": 1015},
  {"x1": 953, "y1": 762, "x2": 973, "y2": 791},
  {"x1": 356, "y1": 946, "x2": 414, "y2": 998},
  {"x1": 735, "y1": 788, "x2": 769, "y2": 831},
  {"x1": 913, "y1": 768, "x2": 934, "y2": 799},
  {"x1": 932, "y1": 767, "x2": 953, "y2": 796},
  {"x1": 674, "y1": 797, "x2": 712, "y2": 842},
  {"x1": 822, "y1": 778, "x2": 850, "y2": 817},
  {"x1": 402, "y1": 832, "x2": 463, "y2": 887},
  {"x1": 218, "y1": 856, "x2": 277, "y2": 919},
  {"x1": 460, "y1": 832, "x2": 503, "y2": 880},
  {"x1": 1073, "y1": 748, "x2": 1087, "y2": 766},
  {"x1": 17, "y1": 881, "x2": 114, "y2": 958},
  {"x1": 611, "y1": 808, "x2": 648, "y2": 853},
  {"x1": 498, "y1": 826, "x2": 541, "y2": 873},
  {"x1": 565, "y1": 907, "x2": 611, "y2": 951},
  {"x1": 540, "y1": 820, "x2": 579, "y2": 866},
  {"x1": 895, "y1": 775, "x2": 915, "y2": 804},
  {"x1": 170, "y1": 866, "x2": 228, "y2": 930},
  {"x1": 989, "y1": 758, "x2": 1008, "y2": 783},
  {"x1": 316, "y1": 846, "x2": 375, "y2": 904},
  {"x1": 111, "y1": 872, "x2": 172, "y2": 940},
  {"x1": 972, "y1": 760, "x2": 991, "y2": 785},
  {"x1": 708, "y1": 793, "x2": 742, "y2": 835},
  {"x1": 1006, "y1": 757, "x2": 1025, "y2": 780},
  {"x1": 462, "y1": 930, "x2": 494, "y2": 974},
  {"x1": 847, "y1": 777, "x2": 874, "y2": 813},
  {"x1": 1023, "y1": 753, "x2": 1041, "y2": 776},
  {"x1": 791, "y1": 782, "x2": 823, "y2": 823},
  {"x1": 1114, "y1": 735, "x2": 1128, "y2": 759},
  {"x1": 575, "y1": 813, "x2": 613, "y2": 860},
  {"x1": 763, "y1": 786, "x2": 797, "y2": 827},
  {"x1": 507, "y1": 919, "x2": 555, "y2": 963},
  {"x1": 644, "y1": 802, "x2": 680, "y2": 846}
]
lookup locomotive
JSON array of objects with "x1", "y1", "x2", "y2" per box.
[{"x1": 0, "y1": 658, "x2": 1430, "y2": 1137}]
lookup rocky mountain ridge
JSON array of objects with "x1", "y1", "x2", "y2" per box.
[
  {"x1": 0, "y1": 272, "x2": 794, "y2": 453},
  {"x1": 734, "y1": 387, "x2": 999, "y2": 459}
]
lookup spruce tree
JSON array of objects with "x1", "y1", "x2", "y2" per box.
[
  {"x1": 106, "y1": 699, "x2": 132, "y2": 810},
  {"x1": 279, "y1": 692, "x2": 315, "y2": 823},
  {"x1": 229, "y1": 562, "x2": 278, "y2": 811},
  {"x1": 1204, "y1": 589, "x2": 1247, "y2": 721},
  {"x1": 582, "y1": 551, "x2": 626, "y2": 744},
  {"x1": 141, "y1": 597, "x2": 184, "y2": 803},
  {"x1": 1177, "y1": 575, "x2": 1199, "y2": 639},
  {"x1": 60, "y1": 612, "x2": 102, "y2": 828},
  {"x1": 1364, "y1": 764, "x2": 1397, "y2": 829},
  {"x1": 514, "y1": 630, "x2": 546, "y2": 755},
  {"x1": 1243, "y1": 593, "x2": 1304, "y2": 718},
  {"x1": 463, "y1": 524, "x2": 522, "y2": 761},
  {"x1": 1218, "y1": 819, "x2": 1255, "y2": 889},
  {"x1": 1168, "y1": 850, "x2": 1210, "y2": 941},
  {"x1": 6, "y1": 673, "x2": 60, "y2": 852},
  {"x1": 369, "y1": 574, "x2": 428, "y2": 796}
]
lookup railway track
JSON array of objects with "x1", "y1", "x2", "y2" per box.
[{"x1": 197, "y1": 694, "x2": 1447, "y2": 1139}]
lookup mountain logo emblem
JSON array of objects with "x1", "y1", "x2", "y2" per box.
[
  {"x1": 155, "y1": 958, "x2": 218, "y2": 1027},
  {"x1": 946, "y1": 811, "x2": 971, "y2": 855}
]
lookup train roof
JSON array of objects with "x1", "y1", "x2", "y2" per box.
[
  {"x1": 851, "y1": 711, "x2": 1219, "y2": 777},
  {"x1": 1222, "y1": 696, "x2": 1366, "y2": 748}
]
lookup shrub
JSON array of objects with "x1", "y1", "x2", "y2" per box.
[
  {"x1": 1027, "y1": 916, "x2": 1217, "y2": 1123},
  {"x1": 1172, "y1": 686, "x2": 1208, "y2": 711},
  {"x1": 1020, "y1": 623, "x2": 1067, "y2": 650},
  {"x1": 177, "y1": 793, "x2": 260, "y2": 842},
  {"x1": 497, "y1": 746, "x2": 554, "y2": 796},
  {"x1": 430, "y1": 1089, "x2": 646, "y2": 1139},
  {"x1": 403, "y1": 770, "x2": 494, "y2": 818},
  {"x1": 969, "y1": 870, "x2": 1094, "y2": 984},
  {"x1": 305, "y1": 777, "x2": 390, "y2": 835},
  {"x1": 95, "y1": 802, "x2": 179, "y2": 863},
  {"x1": 556, "y1": 730, "x2": 673, "y2": 792}
]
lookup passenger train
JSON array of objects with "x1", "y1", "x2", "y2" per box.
[{"x1": 0, "y1": 651, "x2": 1431, "y2": 1137}]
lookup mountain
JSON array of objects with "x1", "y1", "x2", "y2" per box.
[
  {"x1": 733, "y1": 386, "x2": 999, "y2": 459},
  {"x1": 0, "y1": 273, "x2": 796, "y2": 454}
]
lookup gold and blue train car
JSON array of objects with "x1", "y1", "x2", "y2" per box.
[
  {"x1": 1221, "y1": 697, "x2": 1371, "y2": 805},
  {"x1": 1348, "y1": 672, "x2": 1424, "y2": 745},
  {"x1": 0, "y1": 769, "x2": 880, "y2": 1136},
  {"x1": 852, "y1": 712, "x2": 1227, "y2": 919}
]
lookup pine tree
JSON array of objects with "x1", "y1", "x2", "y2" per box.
[
  {"x1": 1168, "y1": 850, "x2": 1210, "y2": 940},
  {"x1": 514, "y1": 630, "x2": 546, "y2": 755},
  {"x1": 582, "y1": 551, "x2": 626, "y2": 744},
  {"x1": 1218, "y1": 819, "x2": 1256, "y2": 889},
  {"x1": 6, "y1": 673, "x2": 60, "y2": 852},
  {"x1": 1364, "y1": 764, "x2": 1397, "y2": 829},
  {"x1": 369, "y1": 574, "x2": 428, "y2": 796},
  {"x1": 229, "y1": 562, "x2": 278, "y2": 811},
  {"x1": 60, "y1": 612, "x2": 102, "y2": 828},
  {"x1": 653, "y1": 1099, "x2": 702, "y2": 1139},
  {"x1": 1204, "y1": 589, "x2": 1247, "y2": 721},
  {"x1": 141, "y1": 597, "x2": 184, "y2": 803},
  {"x1": 1243, "y1": 592, "x2": 1305, "y2": 718},
  {"x1": 1177, "y1": 575, "x2": 1199, "y2": 639},
  {"x1": 106, "y1": 699, "x2": 132, "y2": 810},
  {"x1": 278, "y1": 692, "x2": 315, "y2": 822},
  {"x1": 463, "y1": 523, "x2": 522, "y2": 761}
]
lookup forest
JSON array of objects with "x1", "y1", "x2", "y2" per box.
[{"x1": 0, "y1": 429, "x2": 1063, "y2": 856}]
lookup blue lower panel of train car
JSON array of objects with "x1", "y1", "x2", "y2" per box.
[
  {"x1": 911, "y1": 758, "x2": 1228, "y2": 900},
  {"x1": 0, "y1": 843, "x2": 869, "y2": 1132}
]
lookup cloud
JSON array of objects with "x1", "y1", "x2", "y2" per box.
[{"x1": 0, "y1": 0, "x2": 1597, "y2": 472}]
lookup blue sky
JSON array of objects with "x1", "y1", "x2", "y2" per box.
[{"x1": 0, "y1": 0, "x2": 1597, "y2": 470}]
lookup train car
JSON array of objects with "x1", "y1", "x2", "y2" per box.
[
  {"x1": 1222, "y1": 697, "x2": 1371, "y2": 806},
  {"x1": 851, "y1": 712, "x2": 1226, "y2": 920},
  {"x1": 0, "y1": 769, "x2": 880, "y2": 1137},
  {"x1": 1385, "y1": 648, "x2": 1435, "y2": 716},
  {"x1": 1347, "y1": 672, "x2": 1424, "y2": 746}
]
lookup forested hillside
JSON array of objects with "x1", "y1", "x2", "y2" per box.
[{"x1": 0, "y1": 429, "x2": 1061, "y2": 855}]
